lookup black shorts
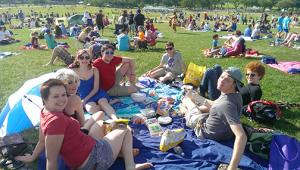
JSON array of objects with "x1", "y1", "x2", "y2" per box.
[{"x1": 97, "y1": 23, "x2": 104, "y2": 30}]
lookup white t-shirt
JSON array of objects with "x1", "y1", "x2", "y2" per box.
[{"x1": 251, "y1": 28, "x2": 260, "y2": 37}]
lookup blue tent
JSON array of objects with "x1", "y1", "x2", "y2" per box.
[{"x1": 0, "y1": 73, "x2": 55, "y2": 137}]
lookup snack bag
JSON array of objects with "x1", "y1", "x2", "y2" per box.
[{"x1": 160, "y1": 128, "x2": 185, "y2": 152}]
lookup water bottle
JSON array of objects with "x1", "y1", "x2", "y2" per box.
[{"x1": 173, "y1": 146, "x2": 185, "y2": 156}]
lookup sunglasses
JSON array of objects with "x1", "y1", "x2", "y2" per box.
[
  {"x1": 165, "y1": 47, "x2": 173, "y2": 51},
  {"x1": 104, "y1": 51, "x2": 114, "y2": 55},
  {"x1": 246, "y1": 73, "x2": 256, "y2": 77},
  {"x1": 78, "y1": 55, "x2": 90, "y2": 60}
]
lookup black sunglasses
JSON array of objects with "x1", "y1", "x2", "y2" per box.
[
  {"x1": 165, "y1": 47, "x2": 173, "y2": 51},
  {"x1": 79, "y1": 55, "x2": 90, "y2": 60},
  {"x1": 245, "y1": 73, "x2": 256, "y2": 77}
]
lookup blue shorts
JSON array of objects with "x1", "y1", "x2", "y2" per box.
[
  {"x1": 81, "y1": 139, "x2": 114, "y2": 170},
  {"x1": 283, "y1": 29, "x2": 289, "y2": 33},
  {"x1": 86, "y1": 89, "x2": 110, "y2": 103}
]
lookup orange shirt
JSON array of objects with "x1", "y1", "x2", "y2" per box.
[{"x1": 138, "y1": 31, "x2": 145, "y2": 41}]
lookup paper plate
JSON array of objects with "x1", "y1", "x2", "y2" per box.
[{"x1": 158, "y1": 116, "x2": 172, "y2": 125}]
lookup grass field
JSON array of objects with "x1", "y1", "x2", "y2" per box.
[{"x1": 0, "y1": 5, "x2": 300, "y2": 140}]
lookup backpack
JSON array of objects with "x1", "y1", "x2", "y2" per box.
[
  {"x1": 243, "y1": 100, "x2": 283, "y2": 124},
  {"x1": 261, "y1": 56, "x2": 277, "y2": 64},
  {"x1": 0, "y1": 134, "x2": 34, "y2": 169},
  {"x1": 247, "y1": 132, "x2": 274, "y2": 160}
]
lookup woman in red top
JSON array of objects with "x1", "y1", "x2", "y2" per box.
[{"x1": 15, "y1": 79, "x2": 152, "y2": 170}]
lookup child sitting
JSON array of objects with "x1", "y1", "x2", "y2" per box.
[
  {"x1": 30, "y1": 31, "x2": 47, "y2": 49},
  {"x1": 203, "y1": 34, "x2": 221, "y2": 57},
  {"x1": 134, "y1": 25, "x2": 146, "y2": 49}
]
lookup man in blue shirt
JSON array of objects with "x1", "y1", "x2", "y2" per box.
[
  {"x1": 244, "y1": 24, "x2": 252, "y2": 37},
  {"x1": 277, "y1": 13, "x2": 285, "y2": 32},
  {"x1": 282, "y1": 13, "x2": 292, "y2": 33},
  {"x1": 117, "y1": 28, "x2": 130, "y2": 51}
]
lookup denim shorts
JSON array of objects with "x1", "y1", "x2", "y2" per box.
[{"x1": 81, "y1": 139, "x2": 114, "y2": 170}]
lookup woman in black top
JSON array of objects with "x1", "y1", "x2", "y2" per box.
[{"x1": 240, "y1": 61, "x2": 265, "y2": 106}]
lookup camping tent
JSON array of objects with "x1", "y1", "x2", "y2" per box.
[
  {"x1": 0, "y1": 73, "x2": 55, "y2": 137},
  {"x1": 68, "y1": 14, "x2": 84, "y2": 26}
]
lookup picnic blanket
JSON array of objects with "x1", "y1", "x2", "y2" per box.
[
  {"x1": 109, "y1": 116, "x2": 267, "y2": 170},
  {"x1": 220, "y1": 35, "x2": 253, "y2": 41},
  {"x1": 0, "y1": 51, "x2": 20, "y2": 59},
  {"x1": 267, "y1": 61, "x2": 300, "y2": 74}
]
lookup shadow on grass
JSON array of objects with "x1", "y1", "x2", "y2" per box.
[{"x1": 274, "y1": 109, "x2": 300, "y2": 137}]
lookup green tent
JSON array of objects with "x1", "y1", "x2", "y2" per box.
[{"x1": 68, "y1": 14, "x2": 84, "y2": 26}]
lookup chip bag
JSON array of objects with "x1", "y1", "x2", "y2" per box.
[
  {"x1": 159, "y1": 128, "x2": 185, "y2": 152},
  {"x1": 183, "y1": 63, "x2": 206, "y2": 87}
]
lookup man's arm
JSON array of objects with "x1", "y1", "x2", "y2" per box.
[{"x1": 228, "y1": 124, "x2": 247, "y2": 170}]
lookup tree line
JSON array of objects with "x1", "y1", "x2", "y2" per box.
[{"x1": 1, "y1": 0, "x2": 300, "y2": 11}]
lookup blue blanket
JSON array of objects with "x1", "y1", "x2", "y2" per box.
[{"x1": 110, "y1": 116, "x2": 267, "y2": 170}]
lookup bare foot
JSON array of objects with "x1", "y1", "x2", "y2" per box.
[
  {"x1": 133, "y1": 148, "x2": 140, "y2": 157},
  {"x1": 135, "y1": 163, "x2": 153, "y2": 170}
]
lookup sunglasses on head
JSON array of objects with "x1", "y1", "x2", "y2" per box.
[
  {"x1": 104, "y1": 51, "x2": 114, "y2": 55},
  {"x1": 78, "y1": 55, "x2": 90, "y2": 60},
  {"x1": 246, "y1": 73, "x2": 256, "y2": 77}
]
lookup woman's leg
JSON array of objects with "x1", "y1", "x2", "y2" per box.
[
  {"x1": 98, "y1": 98, "x2": 118, "y2": 120},
  {"x1": 88, "y1": 119, "x2": 106, "y2": 140},
  {"x1": 85, "y1": 102, "x2": 102, "y2": 114},
  {"x1": 104, "y1": 127, "x2": 153, "y2": 170},
  {"x1": 83, "y1": 111, "x2": 105, "y2": 131}
]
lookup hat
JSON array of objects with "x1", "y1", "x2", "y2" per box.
[
  {"x1": 226, "y1": 67, "x2": 244, "y2": 91},
  {"x1": 45, "y1": 28, "x2": 51, "y2": 34}
]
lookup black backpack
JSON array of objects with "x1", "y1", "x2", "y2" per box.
[
  {"x1": 0, "y1": 134, "x2": 34, "y2": 169},
  {"x1": 243, "y1": 100, "x2": 283, "y2": 124}
]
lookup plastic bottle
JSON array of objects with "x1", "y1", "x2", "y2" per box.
[{"x1": 173, "y1": 146, "x2": 185, "y2": 156}]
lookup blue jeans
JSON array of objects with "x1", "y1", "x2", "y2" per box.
[{"x1": 199, "y1": 64, "x2": 222, "y2": 100}]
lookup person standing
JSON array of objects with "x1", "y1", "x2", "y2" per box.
[
  {"x1": 96, "y1": 10, "x2": 104, "y2": 36},
  {"x1": 133, "y1": 9, "x2": 145, "y2": 32},
  {"x1": 128, "y1": 11, "x2": 135, "y2": 36}
]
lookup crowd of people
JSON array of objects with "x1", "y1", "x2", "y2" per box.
[{"x1": 0, "y1": 7, "x2": 298, "y2": 170}]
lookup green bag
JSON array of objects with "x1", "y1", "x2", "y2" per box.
[{"x1": 247, "y1": 132, "x2": 274, "y2": 160}]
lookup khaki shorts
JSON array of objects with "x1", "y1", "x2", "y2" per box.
[
  {"x1": 185, "y1": 107, "x2": 208, "y2": 139},
  {"x1": 155, "y1": 68, "x2": 176, "y2": 80},
  {"x1": 107, "y1": 68, "x2": 131, "y2": 96}
]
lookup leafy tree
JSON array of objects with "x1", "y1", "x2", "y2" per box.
[
  {"x1": 276, "y1": 0, "x2": 298, "y2": 9},
  {"x1": 258, "y1": 0, "x2": 279, "y2": 10},
  {"x1": 229, "y1": 0, "x2": 241, "y2": 10}
]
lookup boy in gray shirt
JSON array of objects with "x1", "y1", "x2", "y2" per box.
[
  {"x1": 144, "y1": 41, "x2": 186, "y2": 83},
  {"x1": 183, "y1": 67, "x2": 247, "y2": 170}
]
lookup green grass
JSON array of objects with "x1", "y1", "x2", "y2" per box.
[{"x1": 0, "y1": 6, "x2": 300, "y2": 140}]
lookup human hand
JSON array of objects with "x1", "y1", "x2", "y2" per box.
[{"x1": 15, "y1": 154, "x2": 34, "y2": 163}]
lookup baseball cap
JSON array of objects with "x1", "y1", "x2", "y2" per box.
[{"x1": 226, "y1": 67, "x2": 244, "y2": 91}]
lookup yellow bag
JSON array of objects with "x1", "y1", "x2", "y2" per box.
[
  {"x1": 159, "y1": 128, "x2": 185, "y2": 152},
  {"x1": 183, "y1": 63, "x2": 206, "y2": 87}
]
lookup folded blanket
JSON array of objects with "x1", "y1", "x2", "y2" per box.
[{"x1": 267, "y1": 61, "x2": 300, "y2": 74}]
